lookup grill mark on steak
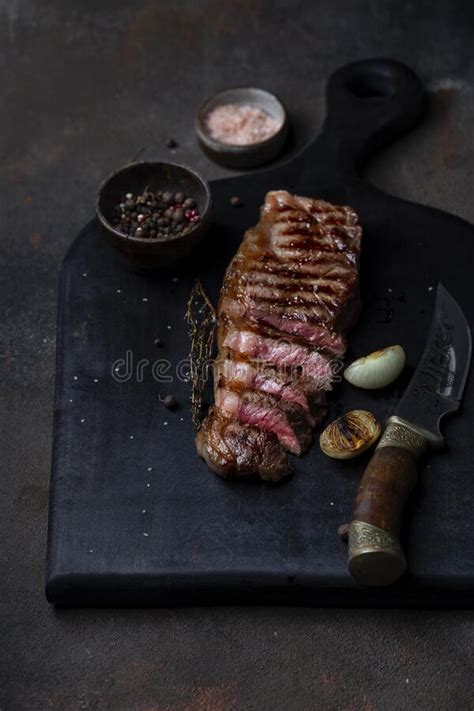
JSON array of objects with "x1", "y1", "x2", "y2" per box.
[
  {"x1": 244, "y1": 295, "x2": 336, "y2": 322},
  {"x1": 245, "y1": 253, "x2": 357, "y2": 273},
  {"x1": 244, "y1": 283, "x2": 343, "y2": 306},
  {"x1": 244, "y1": 282, "x2": 348, "y2": 304},
  {"x1": 196, "y1": 190, "x2": 361, "y2": 481},
  {"x1": 242, "y1": 272, "x2": 350, "y2": 294}
]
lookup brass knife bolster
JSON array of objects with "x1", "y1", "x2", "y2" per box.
[{"x1": 376, "y1": 415, "x2": 433, "y2": 457}]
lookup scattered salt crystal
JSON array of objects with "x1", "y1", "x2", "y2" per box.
[
  {"x1": 80, "y1": 418, "x2": 85, "y2": 423},
  {"x1": 180, "y1": 417, "x2": 184, "y2": 422},
  {"x1": 130, "y1": 435, "x2": 134, "y2": 439},
  {"x1": 142, "y1": 509, "x2": 146, "y2": 514},
  {"x1": 163, "y1": 421, "x2": 168, "y2": 426},
  {"x1": 74, "y1": 376, "x2": 78, "y2": 380},
  {"x1": 172, "y1": 277, "x2": 179, "y2": 283},
  {"x1": 93, "y1": 378, "x2": 99, "y2": 383},
  {"x1": 89, "y1": 549, "x2": 93, "y2": 553},
  {"x1": 330, "y1": 501, "x2": 334, "y2": 506},
  {"x1": 116, "y1": 289, "x2": 121, "y2": 294},
  {"x1": 142, "y1": 297, "x2": 148, "y2": 302},
  {"x1": 167, "y1": 325, "x2": 172, "y2": 330},
  {"x1": 147, "y1": 467, "x2": 152, "y2": 471},
  {"x1": 69, "y1": 399, "x2": 73, "y2": 403},
  {"x1": 205, "y1": 104, "x2": 282, "y2": 146},
  {"x1": 146, "y1": 483, "x2": 150, "y2": 488},
  {"x1": 143, "y1": 532, "x2": 149, "y2": 537},
  {"x1": 428, "y1": 286, "x2": 434, "y2": 291},
  {"x1": 82, "y1": 273, "x2": 87, "y2": 277},
  {"x1": 387, "y1": 288, "x2": 392, "y2": 293}
]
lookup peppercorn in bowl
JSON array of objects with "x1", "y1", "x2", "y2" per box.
[{"x1": 96, "y1": 161, "x2": 212, "y2": 269}]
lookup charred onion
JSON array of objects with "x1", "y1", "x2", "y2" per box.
[{"x1": 319, "y1": 410, "x2": 381, "y2": 459}]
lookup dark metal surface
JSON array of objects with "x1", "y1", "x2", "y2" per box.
[
  {"x1": 397, "y1": 284, "x2": 472, "y2": 438},
  {"x1": 3, "y1": 1, "x2": 474, "y2": 709}
]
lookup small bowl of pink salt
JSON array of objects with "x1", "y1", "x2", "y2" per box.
[{"x1": 196, "y1": 87, "x2": 288, "y2": 169}]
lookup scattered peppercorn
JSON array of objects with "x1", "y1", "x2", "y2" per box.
[
  {"x1": 167, "y1": 138, "x2": 178, "y2": 149},
  {"x1": 230, "y1": 196, "x2": 242, "y2": 207},
  {"x1": 337, "y1": 523, "x2": 350, "y2": 542},
  {"x1": 162, "y1": 394, "x2": 178, "y2": 409},
  {"x1": 111, "y1": 188, "x2": 201, "y2": 239}
]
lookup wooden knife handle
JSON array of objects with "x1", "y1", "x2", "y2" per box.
[{"x1": 348, "y1": 416, "x2": 429, "y2": 586}]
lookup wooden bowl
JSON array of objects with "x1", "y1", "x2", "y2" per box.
[
  {"x1": 96, "y1": 161, "x2": 212, "y2": 270},
  {"x1": 196, "y1": 87, "x2": 288, "y2": 169}
]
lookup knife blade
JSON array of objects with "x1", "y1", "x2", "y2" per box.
[{"x1": 348, "y1": 284, "x2": 472, "y2": 586}]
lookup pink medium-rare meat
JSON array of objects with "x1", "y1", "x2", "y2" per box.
[
  {"x1": 217, "y1": 356, "x2": 327, "y2": 426},
  {"x1": 196, "y1": 190, "x2": 362, "y2": 481},
  {"x1": 216, "y1": 386, "x2": 312, "y2": 456},
  {"x1": 222, "y1": 325, "x2": 335, "y2": 390}
]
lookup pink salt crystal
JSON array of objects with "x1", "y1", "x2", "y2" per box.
[{"x1": 205, "y1": 104, "x2": 282, "y2": 146}]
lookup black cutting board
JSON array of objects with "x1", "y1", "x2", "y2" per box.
[{"x1": 46, "y1": 60, "x2": 474, "y2": 606}]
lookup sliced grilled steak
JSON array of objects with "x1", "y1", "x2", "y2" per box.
[
  {"x1": 217, "y1": 355, "x2": 327, "y2": 426},
  {"x1": 196, "y1": 407, "x2": 290, "y2": 482},
  {"x1": 216, "y1": 386, "x2": 312, "y2": 456},
  {"x1": 196, "y1": 190, "x2": 362, "y2": 481},
  {"x1": 221, "y1": 325, "x2": 334, "y2": 390}
]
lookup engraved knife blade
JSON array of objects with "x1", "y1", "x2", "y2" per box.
[{"x1": 395, "y1": 283, "x2": 472, "y2": 445}]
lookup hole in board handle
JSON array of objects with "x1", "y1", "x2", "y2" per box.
[{"x1": 346, "y1": 71, "x2": 397, "y2": 100}]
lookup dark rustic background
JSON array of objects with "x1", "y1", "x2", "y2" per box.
[{"x1": 2, "y1": 1, "x2": 474, "y2": 709}]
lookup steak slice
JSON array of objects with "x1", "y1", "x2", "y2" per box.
[
  {"x1": 217, "y1": 355, "x2": 327, "y2": 425},
  {"x1": 196, "y1": 190, "x2": 362, "y2": 481},
  {"x1": 216, "y1": 386, "x2": 312, "y2": 456},
  {"x1": 221, "y1": 324, "x2": 334, "y2": 391},
  {"x1": 196, "y1": 407, "x2": 290, "y2": 482}
]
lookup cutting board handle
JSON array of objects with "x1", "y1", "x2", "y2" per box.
[{"x1": 306, "y1": 59, "x2": 426, "y2": 176}]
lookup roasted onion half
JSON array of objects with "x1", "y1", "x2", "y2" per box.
[{"x1": 319, "y1": 410, "x2": 381, "y2": 460}]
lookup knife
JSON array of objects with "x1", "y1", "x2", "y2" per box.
[{"x1": 348, "y1": 284, "x2": 472, "y2": 586}]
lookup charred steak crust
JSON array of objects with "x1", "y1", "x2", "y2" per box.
[
  {"x1": 196, "y1": 190, "x2": 362, "y2": 481},
  {"x1": 196, "y1": 408, "x2": 290, "y2": 483}
]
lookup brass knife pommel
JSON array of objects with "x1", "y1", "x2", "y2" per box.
[{"x1": 348, "y1": 521, "x2": 407, "y2": 586}]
